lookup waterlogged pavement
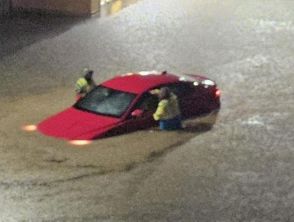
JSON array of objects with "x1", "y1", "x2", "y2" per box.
[
  {"x1": 1, "y1": 87, "x2": 206, "y2": 181},
  {"x1": 0, "y1": 0, "x2": 294, "y2": 221}
]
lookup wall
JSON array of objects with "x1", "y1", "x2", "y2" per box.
[
  {"x1": 11, "y1": 0, "x2": 100, "y2": 16},
  {"x1": 0, "y1": 0, "x2": 10, "y2": 16}
]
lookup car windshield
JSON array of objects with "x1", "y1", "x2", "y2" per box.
[{"x1": 74, "y1": 86, "x2": 136, "y2": 117}]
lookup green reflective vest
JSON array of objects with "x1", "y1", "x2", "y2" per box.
[
  {"x1": 75, "y1": 77, "x2": 89, "y2": 94},
  {"x1": 153, "y1": 94, "x2": 181, "y2": 121}
]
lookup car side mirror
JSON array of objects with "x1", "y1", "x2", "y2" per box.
[{"x1": 131, "y1": 109, "x2": 143, "y2": 118}]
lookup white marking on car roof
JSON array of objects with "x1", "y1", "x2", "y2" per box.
[
  {"x1": 179, "y1": 75, "x2": 194, "y2": 82},
  {"x1": 121, "y1": 72, "x2": 134, "y2": 76},
  {"x1": 138, "y1": 70, "x2": 161, "y2": 75},
  {"x1": 202, "y1": 79, "x2": 215, "y2": 86}
]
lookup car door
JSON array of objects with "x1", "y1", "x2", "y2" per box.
[
  {"x1": 122, "y1": 92, "x2": 159, "y2": 132},
  {"x1": 168, "y1": 82, "x2": 203, "y2": 119}
]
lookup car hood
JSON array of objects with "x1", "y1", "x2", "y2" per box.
[{"x1": 38, "y1": 107, "x2": 121, "y2": 140}]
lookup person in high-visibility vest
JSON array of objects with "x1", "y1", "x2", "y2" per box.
[
  {"x1": 152, "y1": 87, "x2": 182, "y2": 130},
  {"x1": 75, "y1": 69, "x2": 96, "y2": 97}
]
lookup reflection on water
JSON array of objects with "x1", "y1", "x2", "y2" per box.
[
  {"x1": 69, "y1": 140, "x2": 92, "y2": 146},
  {"x1": 100, "y1": 0, "x2": 140, "y2": 17},
  {"x1": 22, "y1": 124, "x2": 37, "y2": 132}
]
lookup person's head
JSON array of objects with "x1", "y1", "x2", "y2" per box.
[
  {"x1": 158, "y1": 87, "x2": 171, "y2": 100},
  {"x1": 84, "y1": 70, "x2": 94, "y2": 81}
]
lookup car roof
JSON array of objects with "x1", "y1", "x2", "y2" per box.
[{"x1": 101, "y1": 71, "x2": 180, "y2": 94}]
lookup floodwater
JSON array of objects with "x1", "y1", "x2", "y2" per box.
[
  {"x1": 1, "y1": 86, "x2": 215, "y2": 181},
  {"x1": 1, "y1": 86, "x2": 211, "y2": 178},
  {"x1": 0, "y1": 0, "x2": 294, "y2": 221}
]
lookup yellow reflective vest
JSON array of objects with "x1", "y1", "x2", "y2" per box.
[
  {"x1": 75, "y1": 77, "x2": 89, "y2": 94},
  {"x1": 153, "y1": 94, "x2": 181, "y2": 121}
]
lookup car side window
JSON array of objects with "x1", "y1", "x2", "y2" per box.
[
  {"x1": 168, "y1": 82, "x2": 195, "y2": 97},
  {"x1": 134, "y1": 93, "x2": 159, "y2": 111}
]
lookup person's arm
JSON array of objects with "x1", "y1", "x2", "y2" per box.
[
  {"x1": 75, "y1": 84, "x2": 82, "y2": 93},
  {"x1": 149, "y1": 89, "x2": 160, "y2": 95},
  {"x1": 75, "y1": 78, "x2": 87, "y2": 95},
  {"x1": 153, "y1": 100, "x2": 167, "y2": 121}
]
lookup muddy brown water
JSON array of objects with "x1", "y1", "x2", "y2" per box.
[{"x1": 0, "y1": 87, "x2": 217, "y2": 184}]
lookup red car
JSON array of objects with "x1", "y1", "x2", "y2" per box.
[{"x1": 38, "y1": 71, "x2": 221, "y2": 140}]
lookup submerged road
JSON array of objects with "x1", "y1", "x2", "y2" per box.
[{"x1": 0, "y1": 0, "x2": 294, "y2": 221}]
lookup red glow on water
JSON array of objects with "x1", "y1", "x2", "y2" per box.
[
  {"x1": 22, "y1": 124, "x2": 37, "y2": 132},
  {"x1": 69, "y1": 140, "x2": 92, "y2": 146}
]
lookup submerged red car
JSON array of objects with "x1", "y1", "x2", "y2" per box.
[{"x1": 38, "y1": 71, "x2": 221, "y2": 140}]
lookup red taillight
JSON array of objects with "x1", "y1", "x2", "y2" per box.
[{"x1": 215, "y1": 89, "x2": 221, "y2": 97}]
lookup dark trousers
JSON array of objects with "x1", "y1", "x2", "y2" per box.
[{"x1": 159, "y1": 115, "x2": 182, "y2": 130}]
